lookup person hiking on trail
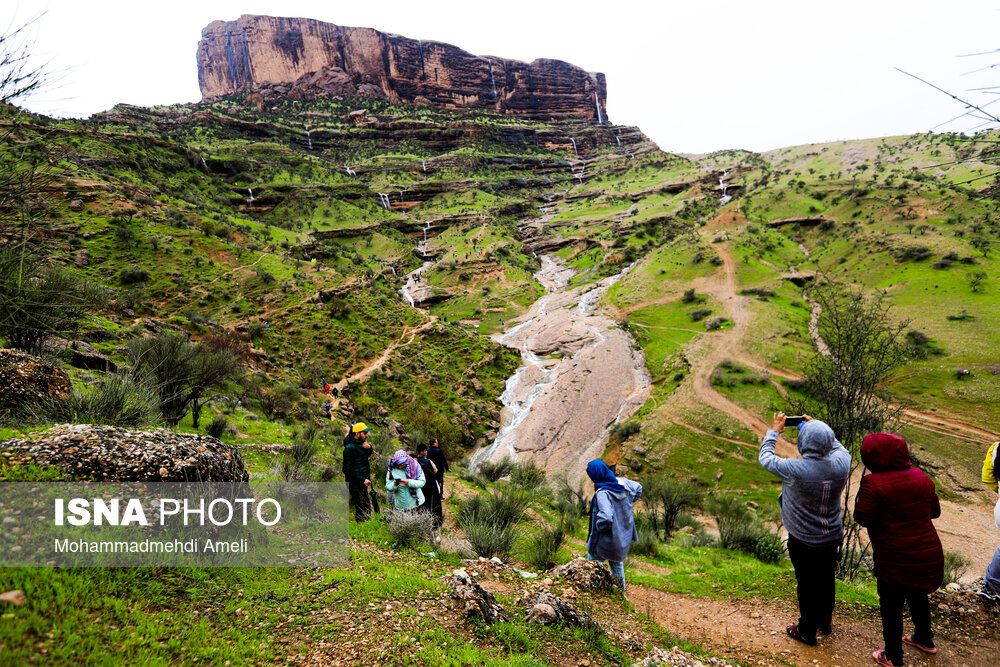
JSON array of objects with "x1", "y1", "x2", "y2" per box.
[
  {"x1": 759, "y1": 412, "x2": 851, "y2": 646},
  {"x1": 385, "y1": 449, "x2": 426, "y2": 511},
  {"x1": 585, "y1": 459, "x2": 642, "y2": 591},
  {"x1": 415, "y1": 444, "x2": 443, "y2": 530},
  {"x1": 427, "y1": 438, "x2": 450, "y2": 496},
  {"x1": 342, "y1": 423, "x2": 375, "y2": 522},
  {"x1": 323, "y1": 379, "x2": 330, "y2": 394},
  {"x1": 854, "y1": 433, "x2": 943, "y2": 667},
  {"x1": 980, "y1": 440, "x2": 1000, "y2": 602},
  {"x1": 322, "y1": 400, "x2": 332, "y2": 420}
]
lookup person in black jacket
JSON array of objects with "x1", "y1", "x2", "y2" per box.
[
  {"x1": 427, "y1": 438, "x2": 449, "y2": 497},
  {"x1": 342, "y1": 422, "x2": 374, "y2": 522},
  {"x1": 416, "y1": 444, "x2": 442, "y2": 529}
]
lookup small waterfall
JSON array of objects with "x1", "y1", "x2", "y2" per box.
[
  {"x1": 201, "y1": 156, "x2": 208, "y2": 170},
  {"x1": 421, "y1": 160, "x2": 427, "y2": 173},
  {"x1": 570, "y1": 138, "x2": 578, "y2": 156},
  {"x1": 378, "y1": 193, "x2": 392, "y2": 210},
  {"x1": 488, "y1": 60, "x2": 499, "y2": 103},
  {"x1": 616, "y1": 135, "x2": 621, "y2": 147},
  {"x1": 594, "y1": 91, "x2": 603, "y2": 124},
  {"x1": 345, "y1": 167, "x2": 356, "y2": 177},
  {"x1": 247, "y1": 188, "x2": 254, "y2": 202},
  {"x1": 719, "y1": 169, "x2": 731, "y2": 204},
  {"x1": 422, "y1": 221, "x2": 431, "y2": 248},
  {"x1": 304, "y1": 125, "x2": 312, "y2": 150}
]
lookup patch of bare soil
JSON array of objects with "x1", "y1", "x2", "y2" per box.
[{"x1": 629, "y1": 582, "x2": 1000, "y2": 667}]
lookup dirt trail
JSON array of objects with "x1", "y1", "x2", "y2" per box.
[
  {"x1": 629, "y1": 583, "x2": 999, "y2": 667},
  {"x1": 334, "y1": 318, "x2": 437, "y2": 392}
]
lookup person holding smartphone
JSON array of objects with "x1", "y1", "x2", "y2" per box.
[{"x1": 759, "y1": 412, "x2": 851, "y2": 646}]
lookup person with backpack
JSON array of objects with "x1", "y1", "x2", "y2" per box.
[
  {"x1": 415, "y1": 443, "x2": 443, "y2": 529},
  {"x1": 585, "y1": 459, "x2": 643, "y2": 591},
  {"x1": 854, "y1": 432, "x2": 943, "y2": 667},
  {"x1": 342, "y1": 423, "x2": 374, "y2": 522},
  {"x1": 759, "y1": 413, "x2": 851, "y2": 646},
  {"x1": 385, "y1": 449, "x2": 427, "y2": 511},
  {"x1": 980, "y1": 440, "x2": 1000, "y2": 601},
  {"x1": 427, "y1": 437, "x2": 450, "y2": 496}
]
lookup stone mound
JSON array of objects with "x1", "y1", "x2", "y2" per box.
[
  {"x1": 551, "y1": 557, "x2": 618, "y2": 591},
  {"x1": 0, "y1": 423, "x2": 249, "y2": 482},
  {"x1": 444, "y1": 568, "x2": 508, "y2": 624},
  {"x1": 631, "y1": 646, "x2": 735, "y2": 667},
  {"x1": 0, "y1": 349, "x2": 71, "y2": 417},
  {"x1": 526, "y1": 591, "x2": 600, "y2": 630}
]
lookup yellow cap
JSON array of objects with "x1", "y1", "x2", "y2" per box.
[{"x1": 352, "y1": 422, "x2": 371, "y2": 433}]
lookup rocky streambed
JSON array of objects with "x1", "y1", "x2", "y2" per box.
[{"x1": 472, "y1": 255, "x2": 650, "y2": 483}]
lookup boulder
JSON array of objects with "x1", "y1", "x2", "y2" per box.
[
  {"x1": 0, "y1": 590, "x2": 26, "y2": 606},
  {"x1": 526, "y1": 592, "x2": 600, "y2": 630},
  {"x1": 0, "y1": 349, "x2": 71, "y2": 417},
  {"x1": 68, "y1": 199, "x2": 84, "y2": 212},
  {"x1": 0, "y1": 423, "x2": 249, "y2": 482},
  {"x1": 74, "y1": 249, "x2": 90, "y2": 267},
  {"x1": 42, "y1": 337, "x2": 117, "y2": 373}
]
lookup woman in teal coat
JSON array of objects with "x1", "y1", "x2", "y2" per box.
[{"x1": 385, "y1": 449, "x2": 427, "y2": 510}]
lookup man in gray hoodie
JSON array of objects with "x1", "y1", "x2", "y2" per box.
[{"x1": 759, "y1": 412, "x2": 851, "y2": 646}]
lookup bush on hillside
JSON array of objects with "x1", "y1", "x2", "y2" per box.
[
  {"x1": 206, "y1": 416, "x2": 229, "y2": 439},
  {"x1": 509, "y1": 459, "x2": 547, "y2": 491},
  {"x1": 119, "y1": 268, "x2": 150, "y2": 285},
  {"x1": 689, "y1": 308, "x2": 712, "y2": 322},
  {"x1": 522, "y1": 525, "x2": 565, "y2": 570},
  {"x1": 384, "y1": 508, "x2": 436, "y2": 549},
  {"x1": 642, "y1": 475, "x2": 703, "y2": 539},
  {"x1": 707, "y1": 493, "x2": 782, "y2": 563},
  {"x1": 56, "y1": 370, "x2": 161, "y2": 429},
  {"x1": 943, "y1": 550, "x2": 971, "y2": 586},
  {"x1": 457, "y1": 487, "x2": 530, "y2": 558},
  {"x1": 479, "y1": 456, "x2": 515, "y2": 482}
]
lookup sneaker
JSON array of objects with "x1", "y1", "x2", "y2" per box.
[
  {"x1": 976, "y1": 587, "x2": 1000, "y2": 603},
  {"x1": 902, "y1": 635, "x2": 937, "y2": 654},
  {"x1": 872, "y1": 649, "x2": 900, "y2": 667}
]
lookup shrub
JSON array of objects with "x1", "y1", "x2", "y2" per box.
[
  {"x1": 119, "y1": 268, "x2": 150, "y2": 285},
  {"x1": 613, "y1": 421, "x2": 640, "y2": 441},
  {"x1": 280, "y1": 433, "x2": 320, "y2": 482},
  {"x1": 206, "y1": 415, "x2": 229, "y2": 439},
  {"x1": 705, "y1": 316, "x2": 728, "y2": 331},
  {"x1": 707, "y1": 493, "x2": 778, "y2": 561},
  {"x1": 943, "y1": 550, "x2": 971, "y2": 586},
  {"x1": 680, "y1": 288, "x2": 698, "y2": 304},
  {"x1": 632, "y1": 512, "x2": 662, "y2": 558},
  {"x1": 479, "y1": 456, "x2": 515, "y2": 481},
  {"x1": 522, "y1": 525, "x2": 565, "y2": 570},
  {"x1": 642, "y1": 476, "x2": 703, "y2": 538},
  {"x1": 740, "y1": 288, "x2": 776, "y2": 298},
  {"x1": 462, "y1": 520, "x2": 517, "y2": 559},
  {"x1": 59, "y1": 371, "x2": 160, "y2": 428},
  {"x1": 689, "y1": 308, "x2": 712, "y2": 322},
  {"x1": 946, "y1": 311, "x2": 973, "y2": 321},
  {"x1": 384, "y1": 508, "x2": 436, "y2": 548},
  {"x1": 510, "y1": 459, "x2": 547, "y2": 491},
  {"x1": 752, "y1": 533, "x2": 785, "y2": 564}
]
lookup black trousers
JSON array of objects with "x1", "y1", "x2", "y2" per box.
[
  {"x1": 347, "y1": 480, "x2": 373, "y2": 522},
  {"x1": 877, "y1": 579, "x2": 933, "y2": 666},
  {"x1": 786, "y1": 534, "x2": 839, "y2": 642},
  {"x1": 425, "y1": 482, "x2": 443, "y2": 528}
]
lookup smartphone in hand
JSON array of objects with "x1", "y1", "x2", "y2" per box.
[{"x1": 784, "y1": 415, "x2": 806, "y2": 428}]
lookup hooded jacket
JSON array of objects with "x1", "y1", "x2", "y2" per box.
[
  {"x1": 982, "y1": 442, "x2": 1000, "y2": 529},
  {"x1": 586, "y1": 476, "x2": 643, "y2": 563},
  {"x1": 854, "y1": 433, "x2": 943, "y2": 592},
  {"x1": 759, "y1": 419, "x2": 851, "y2": 544}
]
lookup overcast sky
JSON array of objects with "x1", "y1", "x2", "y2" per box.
[{"x1": 6, "y1": 0, "x2": 1000, "y2": 153}]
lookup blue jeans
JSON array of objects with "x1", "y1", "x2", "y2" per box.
[
  {"x1": 588, "y1": 554, "x2": 626, "y2": 590},
  {"x1": 986, "y1": 544, "x2": 1000, "y2": 593}
]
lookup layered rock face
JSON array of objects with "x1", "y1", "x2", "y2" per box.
[{"x1": 197, "y1": 15, "x2": 608, "y2": 122}]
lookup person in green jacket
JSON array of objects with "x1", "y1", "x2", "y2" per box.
[{"x1": 343, "y1": 422, "x2": 374, "y2": 521}]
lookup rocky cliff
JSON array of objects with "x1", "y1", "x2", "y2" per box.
[{"x1": 197, "y1": 15, "x2": 608, "y2": 122}]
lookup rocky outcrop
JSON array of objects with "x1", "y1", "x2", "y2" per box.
[
  {"x1": 551, "y1": 557, "x2": 618, "y2": 591},
  {"x1": 0, "y1": 424, "x2": 249, "y2": 482},
  {"x1": 197, "y1": 15, "x2": 608, "y2": 122},
  {"x1": 444, "y1": 568, "x2": 509, "y2": 623},
  {"x1": 526, "y1": 591, "x2": 600, "y2": 630},
  {"x1": 0, "y1": 349, "x2": 71, "y2": 418}
]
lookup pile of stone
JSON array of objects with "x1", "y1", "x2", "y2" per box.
[
  {"x1": 526, "y1": 591, "x2": 600, "y2": 630},
  {"x1": 631, "y1": 646, "x2": 734, "y2": 667},
  {"x1": 0, "y1": 349, "x2": 71, "y2": 417},
  {"x1": 444, "y1": 568, "x2": 509, "y2": 624},
  {"x1": 0, "y1": 423, "x2": 249, "y2": 482},
  {"x1": 552, "y1": 557, "x2": 618, "y2": 591}
]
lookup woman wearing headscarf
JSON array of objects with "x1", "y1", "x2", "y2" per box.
[
  {"x1": 585, "y1": 459, "x2": 643, "y2": 590},
  {"x1": 385, "y1": 449, "x2": 427, "y2": 511}
]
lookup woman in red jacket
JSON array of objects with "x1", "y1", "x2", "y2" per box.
[{"x1": 854, "y1": 432, "x2": 944, "y2": 667}]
